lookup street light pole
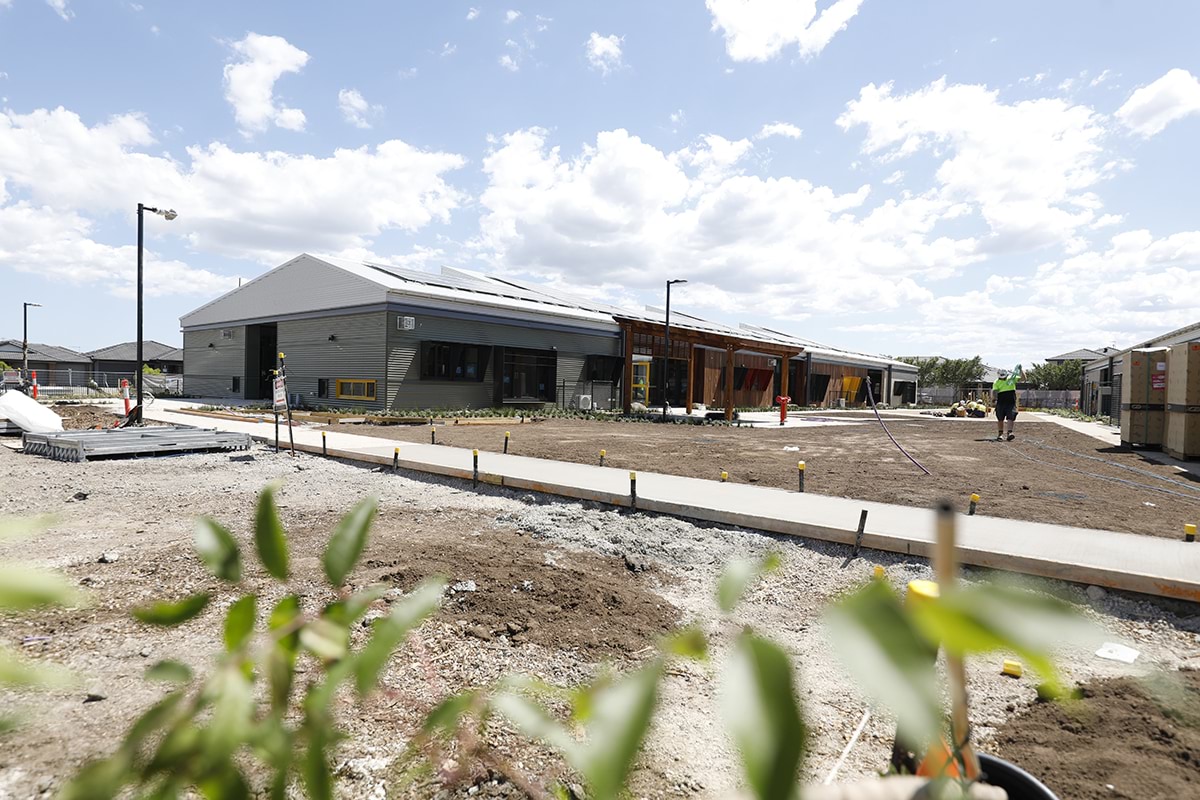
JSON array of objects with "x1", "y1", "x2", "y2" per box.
[
  {"x1": 663, "y1": 279, "x2": 688, "y2": 422},
  {"x1": 22, "y1": 301, "x2": 42, "y2": 374},
  {"x1": 134, "y1": 203, "x2": 177, "y2": 424}
]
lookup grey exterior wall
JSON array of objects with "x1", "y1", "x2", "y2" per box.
[
  {"x1": 279, "y1": 312, "x2": 388, "y2": 410},
  {"x1": 385, "y1": 309, "x2": 620, "y2": 410},
  {"x1": 183, "y1": 327, "x2": 246, "y2": 398}
]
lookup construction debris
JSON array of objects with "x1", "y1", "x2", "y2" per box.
[
  {"x1": 0, "y1": 390, "x2": 64, "y2": 433},
  {"x1": 22, "y1": 426, "x2": 251, "y2": 462}
]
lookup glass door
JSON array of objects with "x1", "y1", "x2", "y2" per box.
[{"x1": 632, "y1": 362, "x2": 650, "y2": 404}]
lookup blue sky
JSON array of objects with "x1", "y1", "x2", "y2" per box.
[{"x1": 2, "y1": 1, "x2": 1199, "y2": 366}]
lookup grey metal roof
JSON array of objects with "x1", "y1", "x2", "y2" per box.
[
  {"x1": 86, "y1": 340, "x2": 184, "y2": 362},
  {"x1": 0, "y1": 339, "x2": 91, "y2": 363},
  {"x1": 1046, "y1": 348, "x2": 1102, "y2": 362}
]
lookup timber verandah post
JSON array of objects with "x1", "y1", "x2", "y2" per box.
[
  {"x1": 685, "y1": 342, "x2": 695, "y2": 415},
  {"x1": 724, "y1": 346, "x2": 735, "y2": 421},
  {"x1": 622, "y1": 322, "x2": 634, "y2": 414}
]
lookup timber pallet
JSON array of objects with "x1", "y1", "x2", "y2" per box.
[{"x1": 22, "y1": 426, "x2": 252, "y2": 462}]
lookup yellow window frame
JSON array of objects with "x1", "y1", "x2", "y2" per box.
[{"x1": 335, "y1": 379, "x2": 376, "y2": 401}]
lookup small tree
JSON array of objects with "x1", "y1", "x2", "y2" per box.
[
  {"x1": 1025, "y1": 360, "x2": 1082, "y2": 390},
  {"x1": 142, "y1": 363, "x2": 163, "y2": 375},
  {"x1": 896, "y1": 357, "x2": 941, "y2": 388}
]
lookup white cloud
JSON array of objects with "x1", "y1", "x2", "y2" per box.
[
  {"x1": 398, "y1": 67, "x2": 417, "y2": 80},
  {"x1": 0, "y1": 106, "x2": 468, "y2": 292},
  {"x1": 440, "y1": 41, "x2": 457, "y2": 57},
  {"x1": 705, "y1": 0, "x2": 865, "y2": 62},
  {"x1": 535, "y1": 14, "x2": 551, "y2": 32},
  {"x1": 45, "y1": 0, "x2": 71, "y2": 20},
  {"x1": 882, "y1": 170, "x2": 904, "y2": 185},
  {"x1": 838, "y1": 77, "x2": 1113, "y2": 252},
  {"x1": 474, "y1": 127, "x2": 978, "y2": 319},
  {"x1": 149, "y1": 24, "x2": 159, "y2": 35},
  {"x1": 755, "y1": 121, "x2": 803, "y2": 140},
  {"x1": 466, "y1": 7, "x2": 479, "y2": 20},
  {"x1": 504, "y1": 9, "x2": 521, "y2": 23},
  {"x1": 1116, "y1": 68, "x2": 1200, "y2": 137},
  {"x1": 0, "y1": 203, "x2": 235, "y2": 298},
  {"x1": 1090, "y1": 69, "x2": 1112, "y2": 88},
  {"x1": 337, "y1": 88, "x2": 383, "y2": 129},
  {"x1": 499, "y1": 53, "x2": 519, "y2": 72},
  {"x1": 223, "y1": 33, "x2": 309, "y2": 136},
  {"x1": 585, "y1": 33, "x2": 624, "y2": 76}
]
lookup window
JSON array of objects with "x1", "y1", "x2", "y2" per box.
[
  {"x1": 420, "y1": 341, "x2": 491, "y2": 381},
  {"x1": 317, "y1": 378, "x2": 329, "y2": 398},
  {"x1": 336, "y1": 380, "x2": 376, "y2": 401},
  {"x1": 585, "y1": 355, "x2": 623, "y2": 384},
  {"x1": 231, "y1": 376, "x2": 241, "y2": 393},
  {"x1": 502, "y1": 348, "x2": 556, "y2": 402}
]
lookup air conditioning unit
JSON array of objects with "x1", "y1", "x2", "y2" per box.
[{"x1": 577, "y1": 394, "x2": 592, "y2": 411}]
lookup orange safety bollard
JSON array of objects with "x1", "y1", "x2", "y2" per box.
[
  {"x1": 121, "y1": 379, "x2": 131, "y2": 415},
  {"x1": 31, "y1": 370, "x2": 38, "y2": 400}
]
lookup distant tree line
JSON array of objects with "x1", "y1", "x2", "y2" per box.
[{"x1": 896, "y1": 356, "x2": 1084, "y2": 391}]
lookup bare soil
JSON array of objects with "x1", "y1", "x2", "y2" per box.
[
  {"x1": 320, "y1": 415, "x2": 1200, "y2": 539},
  {"x1": 994, "y1": 671, "x2": 1200, "y2": 800},
  {"x1": 3, "y1": 441, "x2": 1200, "y2": 799}
]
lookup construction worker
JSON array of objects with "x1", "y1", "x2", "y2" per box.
[{"x1": 992, "y1": 364, "x2": 1023, "y2": 441}]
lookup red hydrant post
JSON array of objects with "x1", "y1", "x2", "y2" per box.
[
  {"x1": 121, "y1": 379, "x2": 131, "y2": 415},
  {"x1": 776, "y1": 395, "x2": 791, "y2": 426}
]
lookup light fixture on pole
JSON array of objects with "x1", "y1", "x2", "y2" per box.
[
  {"x1": 663, "y1": 279, "x2": 688, "y2": 422},
  {"x1": 135, "y1": 204, "x2": 178, "y2": 424},
  {"x1": 22, "y1": 301, "x2": 42, "y2": 374}
]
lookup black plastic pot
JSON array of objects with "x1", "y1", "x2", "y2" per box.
[{"x1": 977, "y1": 753, "x2": 1059, "y2": 800}]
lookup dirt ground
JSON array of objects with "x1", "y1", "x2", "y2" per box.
[
  {"x1": 319, "y1": 414, "x2": 1200, "y2": 540},
  {"x1": 994, "y1": 671, "x2": 1200, "y2": 800},
  {"x1": 2, "y1": 439, "x2": 1200, "y2": 799}
]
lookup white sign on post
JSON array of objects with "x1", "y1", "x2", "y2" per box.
[{"x1": 273, "y1": 377, "x2": 288, "y2": 411}]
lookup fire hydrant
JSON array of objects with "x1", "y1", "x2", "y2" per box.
[{"x1": 776, "y1": 395, "x2": 791, "y2": 426}]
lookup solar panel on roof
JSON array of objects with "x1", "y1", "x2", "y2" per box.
[{"x1": 363, "y1": 263, "x2": 582, "y2": 310}]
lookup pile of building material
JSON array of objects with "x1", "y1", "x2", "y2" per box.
[
  {"x1": 1120, "y1": 347, "x2": 1169, "y2": 448},
  {"x1": 0, "y1": 389, "x2": 64, "y2": 434},
  {"x1": 1166, "y1": 341, "x2": 1200, "y2": 459},
  {"x1": 22, "y1": 426, "x2": 251, "y2": 462}
]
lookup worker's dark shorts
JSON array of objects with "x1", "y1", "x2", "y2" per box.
[{"x1": 995, "y1": 403, "x2": 1017, "y2": 421}]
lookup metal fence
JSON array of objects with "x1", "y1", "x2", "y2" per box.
[
  {"x1": 0, "y1": 369, "x2": 183, "y2": 399},
  {"x1": 918, "y1": 387, "x2": 1081, "y2": 409},
  {"x1": 557, "y1": 380, "x2": 618, "y2": 412}
]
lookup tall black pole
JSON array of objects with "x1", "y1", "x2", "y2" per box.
[
  {"x1": 135, "y1": 203, "x2": 144, "y2": 424},
  {"x1": 22, "y1": 303, "x2": 29, "y2": 374},
  {"x1": 663, "y1": 280, "x2": 670, "y2": 422}
]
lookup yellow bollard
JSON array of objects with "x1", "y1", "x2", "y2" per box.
[
  {"x1": 393, "y1": 446, "x2": 399, "y2": 471},
  {"x1": 873, "y1": 565, "x2": 886, "y2": 580},
  {"x1": 630, "y1": 471, "x2": 638, "y2": 511},
  {"x1": 431, "y1": 425, "x2": 436, "y2": 445},
  {"x1": 321, "y1": 430, "x2": 327, "y2": 456},
  {"x1": 721, "y1": 470, "x2": 728, "y2": 482},
  {"x1": 798, "y1": 461, "x2": 806, "y2": 493},
  {"x1": 504, "y1": 431, "x2": 510, "y2": 454},
  {"x1": 599, "y1": 449, "x2": 606, "y2": 466},
  {"x1": 1186, "y1": 523, "x2": 1197, "y2": 543},
  {"x1": 968, "y1": 493, "x2": 980, "y2": 516},
  {"x1": 1001, "y1": 659, "x2": 1023, "y2": 678}
]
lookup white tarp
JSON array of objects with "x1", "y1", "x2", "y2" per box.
[{"x1": 0, "y1": 391, "x2": 64, "y2": 433}]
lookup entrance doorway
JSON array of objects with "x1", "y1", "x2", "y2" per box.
[
  {"x1": 631, "y1": 360, "x2": 650, "y2": 405},
  {"x1": 243, "y1": 323, "x2": 277, "y2": 400}
]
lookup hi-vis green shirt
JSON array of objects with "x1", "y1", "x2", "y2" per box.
[{"x1": 992, "y1": 365, "x2": 1021, "y2": 402}]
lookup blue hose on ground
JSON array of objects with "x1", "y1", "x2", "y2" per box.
[{"x1": 865, "y1": 377, "x2": 932, "y2": 476}]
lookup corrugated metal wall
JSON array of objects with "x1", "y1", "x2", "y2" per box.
[
  {"x1": 279, "y1": 312, "x2": 388, "y2": 410},
  {"x1": 386, "y1": 310, "x2": 619, "y2": 410},
  {"x1": 183, "y1": 328, "x2": 246, "y2": 398}
]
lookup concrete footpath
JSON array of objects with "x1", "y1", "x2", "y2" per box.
[{"x1": 144, "y1": 401, "x2": 1200, "y2": 604}]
